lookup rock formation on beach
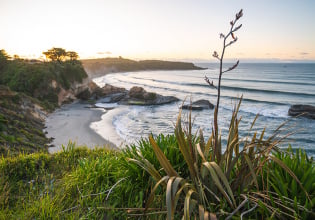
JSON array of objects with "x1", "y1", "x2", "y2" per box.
[
  {"x1": 181, "y1": 99, "x2": 214, "y2": 110},
  {"x1": 95, "y1": 85, "x2": 179, "y2": 106},
  {"x1": 288, "y1": 104, "x2": 315, "y2": 119}
]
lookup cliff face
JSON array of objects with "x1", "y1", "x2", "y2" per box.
[
  {"x1": 0, "y1": 86, "x2": 50, "y2": 156},
  {"x1": 0, "y1": 59, "x2": 89, "y2": 109}
]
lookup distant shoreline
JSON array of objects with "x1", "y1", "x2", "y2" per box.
[{"x1": 81, "y1": 57, "x2": 205, "y2": 78}]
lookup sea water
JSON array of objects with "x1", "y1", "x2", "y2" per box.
[{"x1": 93, "y1": 63, "x2": 315, "y2": 155}]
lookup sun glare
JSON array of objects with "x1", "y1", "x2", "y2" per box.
[{"x1": 1, "y1": 0, "x2": 314, "y2": 61}]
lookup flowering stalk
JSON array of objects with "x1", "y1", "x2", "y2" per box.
[{"x1": 205, "y1": 9, "x2": 243, "y2": 162}]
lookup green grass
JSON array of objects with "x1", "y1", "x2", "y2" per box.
[
  {"x1": 266, "y1": 146, "x2": 315, "y2": 219},
  {"x1": 0, "y1": 138, "x2": 178, "y2": 219},
  {"x1": 0, "y1": 137, "x2": 314, "y2": 219}
]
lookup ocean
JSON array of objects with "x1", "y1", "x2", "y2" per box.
[{"x1": 93, "y1": 63, "x2": 315, "y2": 155}]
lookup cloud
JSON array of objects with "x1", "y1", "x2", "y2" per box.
[
  {"x1": 97, "y1": 51, "x2": 112, "y2": 55},
  {"x1": 300, "y1": 52, "x2": 309, "y2": 55}
]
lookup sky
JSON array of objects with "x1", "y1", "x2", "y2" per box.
[{"x1": 1, "y1": 0, "x2": 315, "y2": 62}]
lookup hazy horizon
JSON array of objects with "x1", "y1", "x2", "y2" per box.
[{"x1": 1, "y1": 0, "x2": 315, "y2": 62}]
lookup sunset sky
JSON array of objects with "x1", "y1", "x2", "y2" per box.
[{"x1": 1, "y1": 0, "x2": 315, "y2": 62}]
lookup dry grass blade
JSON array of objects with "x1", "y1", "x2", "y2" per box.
[
  {"x1": 146, "y1": 176, "x2": 170, "y2": 211},
  {"x1": 243, "y1": 154, "x2": 259, "y2": 190},
  {"x1": 174, "y1": 182, "x2": 193, "y2": 211},
  {"x1": 166, "y1": 176, "x2": 185, "y2": 219},
  {"x1": 224, "y1": 134, "x2": 239, "y2": 173},
  {"x1": 198, "y1": 204, "x2": 214, "y2": 220},
  {"x1": 199, "y1": 205, "x2": 205, "y2": 220},
  {"x1": 184, "y1": 189, "x2": 196, "y2": 220},
  {"x1": 127, "y1": 157, "x2": 161, "y2": 182},
  {"x1": 175, "y1": 110, "x2": 197, "y2": 179},
  {"x1": 250, "y1": 114, "x2": 259, "y2": 131},
  {"x1": 248, "y1": 192, "x2": 298, "y2": 218},
  {"x1": 149, "y1": 135, "x2": 178, "y2": 177},
  {"x1": 203, "y1": 162, "x2": 235, "y2": 208},
  {"x1": 226, "y1": 194, "x2": 248, "y2": 220},
  {"x1": 196, "y1": 143, "x2": 207, "y2": 162},
  {"x1": 205, "y1": 132, "x2": 214, "y2": 161},
  {"x1": 166, "y1": 177, "x2": 175, "y2": 220},
  {"x1": 210, "y1": 162, "x2": 236, "y2": 207}
]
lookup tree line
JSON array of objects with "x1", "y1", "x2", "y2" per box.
[{"x1": 42, "y1": 47, "x2": 78, "y2": 63}]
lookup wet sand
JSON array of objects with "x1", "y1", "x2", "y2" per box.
[{"x1": 45, "y1": 101, "x2": 119, "y2": 153}]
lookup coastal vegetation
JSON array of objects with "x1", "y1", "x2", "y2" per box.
[
  {"x1": 0, "y1": 85, "x2": 49, "y2": 156},
  {"x1": 0, "y1": 49, "x2": 87, "y2": 109},
  {"x1": 0, "y1": 11, "x2": 314, "y2": 220},
  {"x1": 0, "y1": 138, "x2": 314, "y2": 219}
]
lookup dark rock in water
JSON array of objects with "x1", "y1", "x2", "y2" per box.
[
  {"x1": 288, "y1": 105, "x2": 315, "y2": 119},
  {"x1": 181, "y1": 99, "x2": 214, "y2": 110},
  {"x1": 120, "y1": 86, "x2": 179, "y2": 105},
  {"x1": 98, "y1": 92, "x2": 127, "y2": 103}
]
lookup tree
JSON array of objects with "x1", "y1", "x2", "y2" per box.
[
  {"x1": 13, "y1": 54, "x2": 20, "y2": 60},
  {"x1": 66, "y1": 51, "x2": 79, "y2": 62},
  {"x1": 0, "y1": 49, "x2": 10, "y2": 70},
  {"x1": 43, "y1": 47, "x2": 66, "y2": 63}
]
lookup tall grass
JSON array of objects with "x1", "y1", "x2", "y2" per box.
[{"x1": 0, "y1": 136, "x2": 313, "y2": 218}]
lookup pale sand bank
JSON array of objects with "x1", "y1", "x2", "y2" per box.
[
  {"x1": 90, "y1": 106, "x2": 127, "y2": 148},
  {"x1": 45, "y1": 101, "x2": 120, "y2": 153}
]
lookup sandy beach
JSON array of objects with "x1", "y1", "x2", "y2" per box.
[{"x1": 45, "y1": 101, "x2": 119, "y2": 153}]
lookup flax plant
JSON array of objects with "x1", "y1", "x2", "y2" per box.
[{"x1": 128, "y1": 9, "x2": 312, "y2": 219}]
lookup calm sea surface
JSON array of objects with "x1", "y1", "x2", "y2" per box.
[{"x1": 93, "y1": 63, "x2": 315, "y2": 155}]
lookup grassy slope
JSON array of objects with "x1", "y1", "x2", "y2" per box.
[
  {"x1": 0, "y1": 86, "x2": 49, "y2": 156},
  {"x1": 0, "y1": 136, "x2": 314, "y2": 219},
  {"x1": 0, "y1": 135, "x2": 182, "y2": 219}
]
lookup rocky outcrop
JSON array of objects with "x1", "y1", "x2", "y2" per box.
[
  {"x1": 181, "y1": 99, "x2": 214, "y2": 110},
  {"x1": 288, "y1": 105, "x2": 315, "y2": 119},
  {"x1": 119, "y1": 86, "x2": 179, "y2": 105},
  {"x1": 91, "y1": 84, "x2": 127, "y2": 103},
  {"x1": 100, "y1": 84, "x2": 127, "y2": 96},
  {"x1": 57, "y1": 78, "x2": 115, "y2": 104},
  {"x1": 96, "y1": 85, "x2": 178, "y2": 106}
]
